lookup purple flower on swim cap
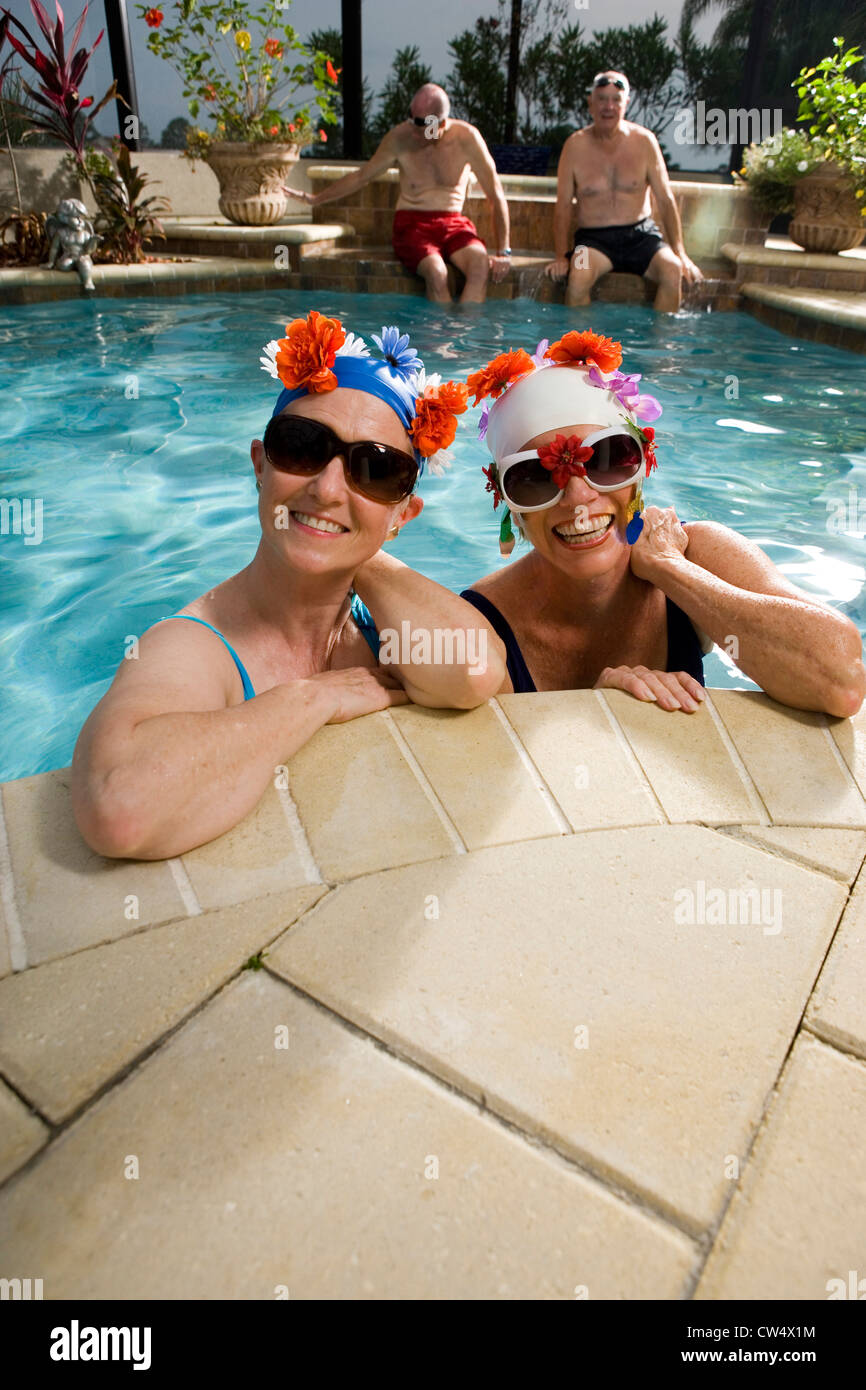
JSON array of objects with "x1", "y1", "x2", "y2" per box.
[
  {"x1": 478, "y1": 402, "x2": 490, "y2": 441},
  {"x1": 372, "y1": 327, "x2": 422, "y2": 378},
  {"x1": 587, "y1": 365, "x2": 662, "y2": 422},
  {"x1": 531, "y1": 338, "x2": 550, "y2": 368}
]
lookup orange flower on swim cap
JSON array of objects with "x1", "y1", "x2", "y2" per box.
[
  {"x1": 411, "y1": 380, "x2": 469, "y2": 457},
  {"x1": 274, "y1": 311, "x2": 346, "y2": 393},
  {"x1": 466, "y1": 348, "x2": 534, "y2": 406},
  {"x1": 544, "y1": 330, "x2": 622, "y2": 373}
]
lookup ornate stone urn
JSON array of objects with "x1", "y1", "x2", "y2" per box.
[
  {"x1": 204, "y1": 142, "x2": 300, "y2": 226},
  {"x1": 789, "y1": 161, "x2": 865, "y2": 253}
]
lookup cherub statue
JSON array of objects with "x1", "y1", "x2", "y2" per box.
[{"x1": 44, "y1": 199, "x2": 101, "y2": 292}]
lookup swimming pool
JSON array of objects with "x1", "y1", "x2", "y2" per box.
[{"x1": 1, "y1": 289, "x2": 865, "y2": 783}]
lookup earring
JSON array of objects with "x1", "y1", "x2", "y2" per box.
[
  {"x1": 256, "y1": 480, "x2": 262, "y2": 491},
  {"x1": 387, "y1": 525, "x2": 399, "y2": 540}
]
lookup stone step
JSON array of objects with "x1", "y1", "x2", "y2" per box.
[
  {"x1": 158, "y1": 219, "x2": 356, "y2": 267},
  {"x1": 740, "y1": 282, "x2": 866, "y2": 352},
  {"x1": 723, "y1": 239, "x2": 866, "y2": 293}
]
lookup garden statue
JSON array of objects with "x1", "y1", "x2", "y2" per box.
[{"x1": 44, "y1": 199, "x2": 100, "y2": 291}]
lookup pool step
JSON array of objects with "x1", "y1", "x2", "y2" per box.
[{"x1": 740, "y1": 282, "x2": 866, "y2": 353}]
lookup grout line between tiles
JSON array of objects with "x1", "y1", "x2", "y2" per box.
[
  {"x1": 488, "y1": 699, "x2": 571, "y2": 834},
  {"x1": 0, "y1": 788, "x2": 27, "y2": 971},
  {"x1": 820, "y1": 721, "x2": 866, "y2": 804},
  {"x1": 275, "y1": 784, "x2": 323, "y2": 885},
  {"x1": 167, "y1": 857, "x2": 202, "y2": 916},
  {"x1": 380, "y1": 711, "x2": 467, "y2": 855},
  {"x1": 801, "y1": 1021, "x2": 866, "y2": 1065},
  {"x1": 593, "y1": 690, "x2": 667, "y2": 822},
  {"x1": 264, "y1": 965, "x2": 702, "y2": 1250},
  {"x1": 702, "y1": 693, "x2": 771, "y2": 825}
]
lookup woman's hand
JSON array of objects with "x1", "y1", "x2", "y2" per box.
[
  {"x1": 629, "y1": 505, "x2": 689, "y2": 582},
  {"x1": 594, "y1": 665, "x2": 705, "y2": 712},
  {"x1": 310, "y1": 666, "x2": 409, "y2": 724}
]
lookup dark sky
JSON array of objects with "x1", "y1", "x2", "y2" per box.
[{"x1": 3, "y1": 0, "x2": 716, "y2": 140}]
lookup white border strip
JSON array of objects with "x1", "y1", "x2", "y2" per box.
[
  {"x1": 381, "y1": 711, "x2": 467, "y2": 855},
  {"x1": 275, "y1": 784, "x2": 323, "y2": 884},
  {"x1": 0, "y1": 788, "x2": 28, "y2": 971},
  {"x1": 489, "y1": 700, "x2": 572, "y2": 834},
  {"x1": 702, "y1": 693, "x2": 771, "y2": 825},
  {"x1": 167, "y1": 857, "x2": 203, "y2": 916}
]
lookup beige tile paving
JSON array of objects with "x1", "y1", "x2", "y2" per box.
[
  {"x1": 829, "y1": 706, "x2": 866, "y2": 798},
  {"x1": 0, "y1": 893, "x2": 11, "y2": 979},
  {"x1": 0, "y1": 973, "x2": 695, "y2": 1299},
  {"x1": 267, "y1": 825, "x2": 845, "y2": 1233},
  {"x1": 600, "y1": 691, "x2": 761, "y2": 824},
  {"x1": 497, "y1": 691, "x2": 664, "y2": 830},
  {"x1": 807, "y1": 867, "x2": 866, "y2": 1057},
  {"x1": 390, "y1": 704, "x2": 563, "y2": 849},
  {"x1": 285, "y1": 714, "x2": 455, "y2": 879},
  {"x1": 711, "y1": 692, "x2": 866, "y2": 826},
  {"x1": 2, "y1": 771, "x2": 191, "y2": 966},
  {"x1": 181, "y1": 785, "x2": 317, "y2": 909},
  {"x1": 730, "y1": 826, "x2": 866, "y2": 882},
  {"x1": 696, "y1": 1035, "x2": 866, "y2": 1299},
  {"x1": 0, "y1": 888, "x2": 324, "y2": 1124},
  {"x1": 0, "y1": 1078, "x2": 48, "y2": 1185}
]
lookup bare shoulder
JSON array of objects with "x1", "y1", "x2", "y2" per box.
[
  {"x1": 91, "y1": 612, "x2": 242, "y2": 725},
  {"x1": 465, "y1": 559, "x2": 526, "y2": 606}
]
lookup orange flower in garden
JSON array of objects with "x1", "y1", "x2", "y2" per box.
[
  {"x1": 466, "y1": 349, "x2": 534, "y2": 405},
  {"x1": 274, "y1": 311, "x2": 346, "y2": 393},
  {"x1": 288, "y1": 123, "x2": 296, "y2": 132},
  {"x1": 326, "y1": 59, "x2": 341, "y2": 83},
  {"x1": 319, "y1": 129, "x2": 327, "y2": 141},
  {"x1": 144, "y1": 7, "x2": 163, "y2": 26},
  {"x1": 411, "y1": 381, "x2": 469, "y2": 457},
  {"x1": 268, "y1": 124, "x2": 279, "y2": 135},
  {"x1": 264, "y1": 38, "x2": 283, "y2": 58},
  {"x1": 203, "y1": 84, "x2": 217, "y2": 101},
  {"x1": 544, "y1": 330, "x2": 622, "y2": 373}
]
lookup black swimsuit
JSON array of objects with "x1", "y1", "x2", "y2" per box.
[{"x1": 460, "y1": 589, "x2": 706, "y2": 694}]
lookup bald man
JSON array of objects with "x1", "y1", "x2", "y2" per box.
[
  {"x1": 286, "y1": 84, "x2": 512, "y2": 304},
  {"x1": 545, "y1": 70, "x2": 702, "y2": 312}
]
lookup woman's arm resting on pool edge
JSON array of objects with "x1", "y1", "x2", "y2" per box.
[
  {"x1": 352, "y1": 550, "x2": 507, "y2": 707},
  {"x1": 71, "y1": 624, "x2": 409, "y2": 860},
  {"x1": 633, "y1": 513, "x2": 866, "y2": 717}
]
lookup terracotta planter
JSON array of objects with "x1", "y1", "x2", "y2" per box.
[
  {"x1": 204, "y1": 141, "x2": 300, "y2": 226},
  {"x1": 789, "y1": 161, "x2": 865, "y2": 253}
]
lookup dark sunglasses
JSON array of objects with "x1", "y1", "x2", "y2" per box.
[
  {"x1": 594, "y1": 77, "x2": 626, "y2": 90},
  {"x1": 498, "y1": 429, "x2": 644, "y2": 511},
  {"x1": 410, "y1": 113, "x2": 442, "y2": 126},
  {"x1": 263, "y1": 415, "x2": 418, "y2": 505}
]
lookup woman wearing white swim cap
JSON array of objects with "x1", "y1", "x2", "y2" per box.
[{"x1": 461, "y1": 330, "x2": 865, "y2": 715}]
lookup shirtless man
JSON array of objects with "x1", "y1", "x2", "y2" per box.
[
  {"x1": 545, "y1": 70, "x2": 703, "y2": 313},
  {"x1": 287, "y1": 83, "x2": 512, "y2": 304}
]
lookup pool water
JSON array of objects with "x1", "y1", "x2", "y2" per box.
[{"x1": 1, "y1": 289, "x2": 865, "y2": 783}]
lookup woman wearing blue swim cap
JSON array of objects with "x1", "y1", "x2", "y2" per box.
[
  {"x1": 71, "y1": 312, "x2": 505, "y2": 860},
  {"x1": 461, "y1": 330, "x2": 865, "y2": 717}
]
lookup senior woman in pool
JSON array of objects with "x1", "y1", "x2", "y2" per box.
[
  {"x1": 72, "y1": 312, "x2": 504, "y2": 861},
  {"x1": 460, "y1": 330, "x2": 866, "y2": 714}
]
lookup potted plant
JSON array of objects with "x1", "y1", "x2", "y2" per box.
[
  {"x1": 734, "y1": 127, "x2": 822, "y2": 226},
  {"x1": 138, "y1": 0, "x2": 338, "y2": 226},
  {"x1": 789, "y1": 37, "x2": 866, "y2": 253}
]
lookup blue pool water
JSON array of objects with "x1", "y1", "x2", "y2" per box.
[{"x1": 1, "y1": 289, "x2": 865, "y2": 783}]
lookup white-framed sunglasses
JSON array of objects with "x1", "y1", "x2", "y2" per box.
[{"x1": 497, "y1": 427, "x2": 645, "y2": 512}]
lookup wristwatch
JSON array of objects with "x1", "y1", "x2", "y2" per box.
[{"x1": 498, "y1": 247, "x2": 512, "y2": 256}]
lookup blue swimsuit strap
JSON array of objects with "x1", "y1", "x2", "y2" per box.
[{"x1": 157, "y1": 595, "x2": 380, "y2": 702}]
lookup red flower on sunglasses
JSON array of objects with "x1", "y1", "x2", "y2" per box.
[
  {"x1": 466, "y1": 349, "x2": 534, "y2": 406},
  {"x1": 482, "y1": 464, "x2": 503, "y2": 508},
  {"x1": 641, "y1": 426, "x2": 658, "y2": 476},
  {"x1": 544, "y1": 331, "x2": 622, "y2": 374},
  {"x1": 274, "y1": 311, "x2": 346, "y2": 394},
  {"x1": 536, "y1": 434, "x2": 594, "y2": 491}
]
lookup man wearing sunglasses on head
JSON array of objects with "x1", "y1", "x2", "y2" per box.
[
  {"x1": 71, "y1": 313, "x2": 505, "y2": 861},
  {"x1": 460, "y1": 331, "x2": 865, "y2": 717},
  {"x1": 285, "y1": 84, "x2": 511, "y2": 304},
  {"x1": 544, "y1": 70, "x2": 703, "y2": 312}
]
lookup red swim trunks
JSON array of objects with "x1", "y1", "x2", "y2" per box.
[{"x1": 392, "y1": 210, "x2": 486, "y2": 274}]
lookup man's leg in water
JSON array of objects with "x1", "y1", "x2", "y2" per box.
[
  {"x1": 566, "y1": 245, "x2": 612, "y2": 307},
  {"x1": 450, "y1": 242, "x2": 490, "y2": 304},
  {"x1": 416, "y1": 251, "x2": 452, "y2": 304},
  {"x1": 645, "y1": 245, "x2": 683, "y2": 313}
]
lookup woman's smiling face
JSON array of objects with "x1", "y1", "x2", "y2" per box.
[
  {"x1": 252, "y1": 387, "x2": 422, "y2": 574},
  {"x1": 515, "y1": 422, "x2": 638, "y2": 577}
]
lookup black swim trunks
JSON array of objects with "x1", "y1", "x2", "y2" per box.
[{"x1": 573, "y1": 216, "x2": 667, "y2": 277}]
